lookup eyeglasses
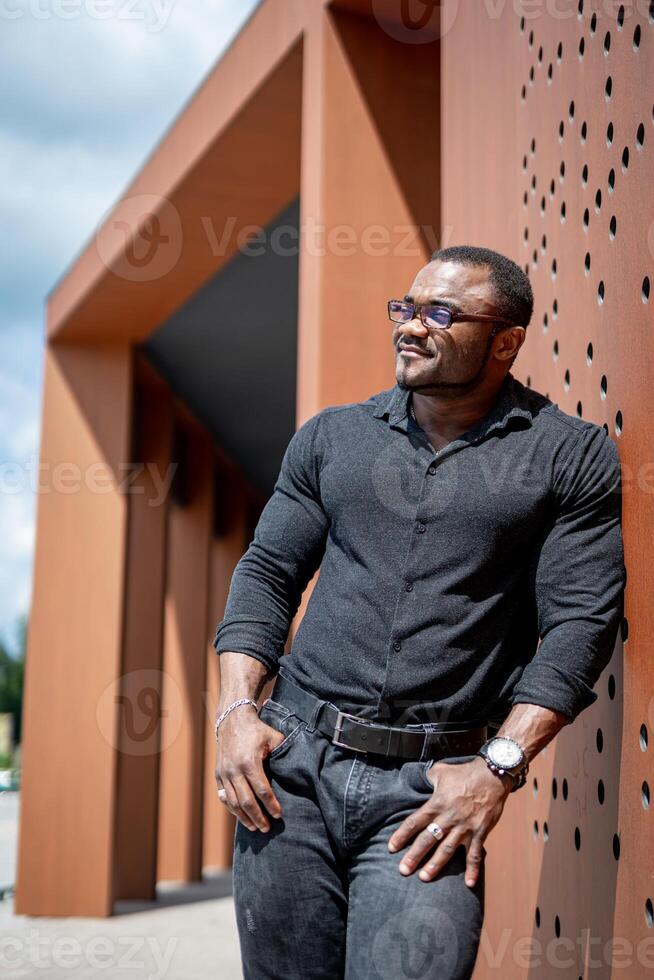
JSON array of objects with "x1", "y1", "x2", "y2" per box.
[{"x1": 388, "y1": 299, "x2": 518, "y2": 331}]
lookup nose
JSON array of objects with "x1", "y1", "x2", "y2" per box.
[{"x1": 397, "y1": 316, "x2": 429, "y2": 342}]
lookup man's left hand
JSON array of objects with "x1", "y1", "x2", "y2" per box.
[{"x1": 387, "y1": 755, "x2": 513, "y2": 888}]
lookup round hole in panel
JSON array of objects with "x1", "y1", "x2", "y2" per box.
[
  {"x1": 583, "y1": 207, "x2": 590, "y2": 230},
  {"x1": 598, "y1": 280, "x2": 605, "y2": 304},
  {"x1": 590, "y1": 12, "x2": 597, "y2": 34},
  {"x1": 609, "y1": 215, "x2": 617, "y2": 239},
  {"x1": 622, "y1": 145, "x2": 630, "y2": 170},
  {"x1": 553, "y1": 340, "x2": 559, "y2": 359},
  {"x1": 550, "y1": 178, "x2": 556, "y2": 197},
  {"x1": 637, "y1": 122, "x2": 645, "y2": 149},
  {"x1": 574, "y1": 827, "x2": 581, "y2": 850},
  {"x1": 557, "y1": 40, "x2": 563, "y2": 62},
  {"x1": 533, "y1": 819, "x2": 539, "y2": 840},
  {"x1": 543, "y1": 312, "x2": 549, "y2": 332},
  {"x1": 564, "y1": 368, "x2": 571, "y2": 390},
  {"x1": 582, "y1": 163, "x2": 589, "y2": 185},
  {"x1": 608, "y1": 167, "x2": 616, "y2": 191},
  {"x1": 552, "y1": 257, "x2": 558, "y2": 279},
  {"x1": 529, "y1": 29, "x2": 534, "y2": 46},
  {"x1": 643, "y1": 276, "x2": 651, "y2": 302},
  {"x1": 541, "y1": 196, "x2": 546, "y2": 214},
  {"x1": 621, "y1": 617, "x2": 629, "y2": 643},
  {"x1": 531, "y1": 137, "x2": 536, "y2": 154},
  {"x1": 615, "y1": 410, "x2": 623, "y2": 435},
  {"x1": 554, "y1": 914, "x2": 561, "y2": 938},
  {"x1": 535, "y1": 906, "x2": 541, "y2": 928},
  {"x1": 533, "y1": 776, "x2": 538, "y2": 796},
  {"x1": 538, "y1": 45, "x2": 543, "y2": 63},
  {"x1": 543, "y1": 821, "x2": 550, "y2": 841},
  {"x1": 576, "y1": 401, "x2": 583, "y2": 417},
  {"x1": 561, "y1": 200, "x2": 567, "y2": 222},
  {"x1": 559, "y1": 119, "x2": 565, "y2": 140},
  {"x1": 647, "y1": 899, "x2": 654, "y2": 929},
  {"x1": 585, "y1": 252, "x2": 591, "y2": 274},
  {"x1": 597, "y1": 727, "x2": 604, "y2": 753},
  {"x1": 598, "y1": 779, "x2": 605, "y2": 804},
  {"x1": 608, "y1": 673, "x2": 616, "y2": 699},
  {"x1": 641, "y1": 724, "x2": 649, "y2": 751},
  {"x1": 552, "y1": 777, "x2": 558, "y2": 798},
  {"x1": 633, "y1": 23, "x2": 641, "y2": 49},
  {"x1": 643, "y1": 782, "x2": 650, "y2": 810},
  {"x1": 581, "y1": 120, "x2": 588, "y2": 143},
  {"x1": 577, "y1": 0, "x2": 583, "y2": 16},
  {"x1": 604, "y1": 30, "x2": 611, "y2": 54},
  {"x1": 562, "y1": 778, "x2": 569, "y2": 799},
  {"x1": 579, "y1": 36, "x2": 586, "y2": 58},
  {"x1": 605, "y1": 75, "x2": 613, "y2": 100},
  {"x1": 560, "y1": 160, "x2": 566, "y2": 180},
  {"x1": 613, "y1": 834, "x2": 620, "y2": 860},
  {"x1": 617, "y1": 4, "x2": 625, "y2": 29},
  {"x1": 586, "y1": 341, "x2": 593, "y2": 363},
  {"x1": 607, "y1": 121, "x2": 614, "y2": 146},
  {"x1": 520, "y1": 15, "x2": 525, "y2": 31},
  {"x1": 569, "y1": 99, "x2": 575, "y2": 121},
  {"x1": 595, "y1": 188, "x2": 602, "y2": 211},
  {"x1": 600, "y1": 374, "x2": 608, "y2": 398}
]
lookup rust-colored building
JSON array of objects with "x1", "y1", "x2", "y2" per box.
[{"x1": 17, "y1": 1, "x2": 654, "y2": 976}]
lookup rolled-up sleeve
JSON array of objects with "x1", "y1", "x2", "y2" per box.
[
  {"x1": 509, "y1": 424, "x2": 626, "y2": 722},
  {"x1": 212, "y1": 412, "x2": 329, "y2": 675}
]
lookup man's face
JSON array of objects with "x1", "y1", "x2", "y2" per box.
[{"x1": 392, "y1": 259, "x2": 509, "y2": 393}]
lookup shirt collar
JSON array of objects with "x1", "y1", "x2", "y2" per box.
[{"x1": 371, "y1": 371, "x2": 534, "y2": 443}]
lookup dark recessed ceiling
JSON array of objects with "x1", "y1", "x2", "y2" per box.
[{"x1": 141, "y1": 197, "x2": 299, "y2": 498}]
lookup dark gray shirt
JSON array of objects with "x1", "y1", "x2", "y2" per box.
[{"x1": 213, "y1": 371, "x2": 626, "y2": 727}]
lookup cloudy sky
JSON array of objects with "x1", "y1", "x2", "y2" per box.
[{"x1": 0, "y1": 0, "x2": 262, "y2": 656}]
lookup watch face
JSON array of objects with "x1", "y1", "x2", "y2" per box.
[{"x1": 488, "y1": 737, "x2": 522, "y2": 768}]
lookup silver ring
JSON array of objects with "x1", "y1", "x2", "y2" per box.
[
  {"x1": 217, "y1": 788, "x2": 228, "y2": 802},
  {"x1": 427, "y1": 821, "x2": 444, "y2": 840}
]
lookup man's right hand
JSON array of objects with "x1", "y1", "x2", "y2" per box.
[{"x1": 214, "y1": 706, "x2": 286, "y2": 833}]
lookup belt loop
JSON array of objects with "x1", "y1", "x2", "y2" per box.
[{"x1": 305, "y1": 697, "x2": 327, "y2": 734}]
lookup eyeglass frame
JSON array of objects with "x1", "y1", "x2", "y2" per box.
[{"x1": 387, "y1": 299, "x2": 520, "y2": 331}]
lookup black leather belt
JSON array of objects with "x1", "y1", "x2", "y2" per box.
[{"x1": 270, "y1": 669, "x2": 488, "y2": 761}]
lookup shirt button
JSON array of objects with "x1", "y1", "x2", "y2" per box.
[
  {"x1": 405, "y1": 582, "x2": 413, "y2": 591},
  {"x1": 428, "y1": 463, "x2": 437, "y2": 475},
  {"x1": 416, "y1": 523, "x2": 426, "y2": 533},
  {"x1": 393, "y1": 640, "x2": 402, "y2": 651}
]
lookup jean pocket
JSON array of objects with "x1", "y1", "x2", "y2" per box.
[
  {"x1": 420, "y1": 753, "x2": 479, "y2": 791},
  {"x1": 259, "y1": 699, "x2": 306, "y2": 761}
]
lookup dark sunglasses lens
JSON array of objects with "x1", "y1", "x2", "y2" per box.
[
  {"x1": 423, "y1": 307, "x2": 452, "y2": 328},
  {"x1": 388, "y1": 301, "x2": 414, "y2": 323}
]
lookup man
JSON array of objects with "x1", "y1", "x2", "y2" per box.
[{"x1": 213, "y1": 245, "x2": 626, "y2": 979}]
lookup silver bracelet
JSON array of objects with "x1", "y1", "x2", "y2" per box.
[{"x1": 214, "y1": 698, "x2": 258, "y2": 741}]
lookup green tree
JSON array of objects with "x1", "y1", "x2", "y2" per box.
[{"x1": 0, "y1": 613, "x2": 26, "y2": 745}]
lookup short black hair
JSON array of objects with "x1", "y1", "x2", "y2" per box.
[{"x1": 429, "y1": 245, "x2": 534, "y2": 329}]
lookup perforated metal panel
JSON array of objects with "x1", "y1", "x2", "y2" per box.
[{"x1": 442, "y1": 3, "x2": 654, "y2": 976}]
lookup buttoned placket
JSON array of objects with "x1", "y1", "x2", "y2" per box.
[{"x1": 372, "y1": 377, "x2": 533, "y2": 719}]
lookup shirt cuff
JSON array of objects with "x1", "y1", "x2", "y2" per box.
[
  {"x1": 212, "y1": 623, "x2": 281, "y2": 677},
  {"x1": 509, "y1": 661, "x2": 599, "y2": 723}
]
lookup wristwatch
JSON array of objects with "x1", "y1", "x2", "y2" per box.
[{"x1": 477, "y1": 736, "x2": 529, "y2": 792}]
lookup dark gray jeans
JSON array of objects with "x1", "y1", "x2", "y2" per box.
[{"x1": 233, "y1": 674, "x2": 486, "y2": 980}]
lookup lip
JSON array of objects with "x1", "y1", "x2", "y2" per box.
[{"x1": 398, "y1": 344, "x2": 432, "y2": 358}]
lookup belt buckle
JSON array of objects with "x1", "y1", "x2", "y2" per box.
[{"x1": 332, "y1": 710, "x2": 371, "y2": 753}]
